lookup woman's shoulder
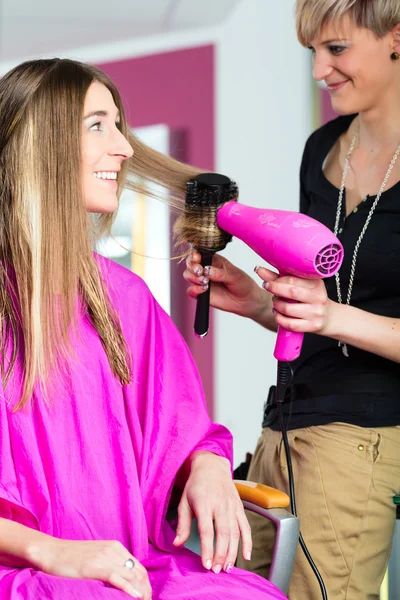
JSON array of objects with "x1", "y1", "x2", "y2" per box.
[{"x1": 95, "y1": 254, "x2": 152, "y2": 305}]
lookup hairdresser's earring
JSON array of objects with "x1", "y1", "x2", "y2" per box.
[{"x1": 391, "y1": 52, "x2": 400, "y2": 61}]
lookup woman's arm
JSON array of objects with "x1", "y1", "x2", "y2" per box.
[
  {"x1": 261, "y1": 271, "x2": 400, "y2": 363},
  {"x1": 0, "y1": 518, "x2": 151, "y2": 599},
  {"x1": 0, "y1": 517, "x2": 49, "y2": 568},
  {"x1": 324, "y1": 302, "x2": 400, "y2": 363}
]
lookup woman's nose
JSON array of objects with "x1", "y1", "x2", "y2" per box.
[{"x1": 312, "y1": 52, "x2": 334, "y2": 82}]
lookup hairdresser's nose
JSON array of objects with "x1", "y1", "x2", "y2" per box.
[
  {"x1": 312, "y1": 51, "x2": 334, "y2": 82},
  {"x1": 109, "y1": 129, "x2": 134, "y2": 161}
]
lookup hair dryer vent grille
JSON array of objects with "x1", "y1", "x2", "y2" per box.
[{"x1": 315, "y1": 243, "x2": 343, "y2": 276}]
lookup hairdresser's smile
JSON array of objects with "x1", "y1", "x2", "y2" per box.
[
  {"x1": 325, "y1": 79, "x2": 350, "y2": 92},
  {"x1": 82, "y1": 81, "x2": 133, "y2": 213}
]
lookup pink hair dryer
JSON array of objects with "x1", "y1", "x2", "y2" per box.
[{"x1": 216, "y1": 201, "x2": 344, "y2": 362}]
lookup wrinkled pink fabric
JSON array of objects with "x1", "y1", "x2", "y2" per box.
[{"x1": 0, "y1": 257, "x2": 286, "y2": 599}]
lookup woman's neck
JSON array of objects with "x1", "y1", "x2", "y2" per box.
[{"x1": 357, "y1": 90, "x2": 400, "y2": 155}]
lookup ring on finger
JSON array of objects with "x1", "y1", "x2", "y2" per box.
[{"x1": 124, "y1": 558, "x2": 135, "y2": 569}]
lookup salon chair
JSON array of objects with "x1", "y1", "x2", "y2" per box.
[{"x1": 233, "y1": 481, "x2": 299, "y2": 596}]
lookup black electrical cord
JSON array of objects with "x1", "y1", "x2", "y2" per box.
[{"x1": 275, "y1": 361, "x2": 328, "y2": 600}]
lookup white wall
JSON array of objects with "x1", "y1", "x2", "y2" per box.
[
  {"x1": 0, "y1": 0, "x2": 312, "y2": 465},
  {"x1": 215, "y1": 1, "x2": 312, "y2": 463}
]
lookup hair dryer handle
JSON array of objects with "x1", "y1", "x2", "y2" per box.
[{"x1": 273, "y1": 326, "x2": 304, "y2": 363}]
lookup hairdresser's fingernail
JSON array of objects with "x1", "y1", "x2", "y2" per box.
[
  {"x1": 272, "y1": 308, "x2": 276, "y2": 316},
  {"x1": 205, "y1": 559, "x2": 212, "y2": 570},
  {"x1": 254, "y1": 266, "x2": 260, "y2": 273},
  {"x1": 204, "y1": 266, "x2": 212, "y2": 276},
  {"x1": 195, "y1": 267, "x2": 203, "y2": 276},
  {"x1": 201, "y1": 277, "x2": 209, "y2": 284},
  {"x1": 262, "y1": 281, "x2": 270, "y2": 290},
  {"x1": 201, "y1": 284, "x2": 209, "y2": 291},
  {"x1": 224, "y1": 563, "x2": 234, "y2": 574}
]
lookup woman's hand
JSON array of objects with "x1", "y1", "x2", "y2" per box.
[
  {"x1": 173, "y1": 452, "x2": 252, "y2": 574},
  {"x1": 256, "y1": 267, "x2": 336, "y2": 335},
  {"x1": 183, "y1": 250, "x2": 277, "y2": 330},
  {"x1": 28, "y1": 538, "x2": 152, "y2": 599}
]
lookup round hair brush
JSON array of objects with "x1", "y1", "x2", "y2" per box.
[{"x1": 183, "y1": 173, "x2": 238, "y2": 337}]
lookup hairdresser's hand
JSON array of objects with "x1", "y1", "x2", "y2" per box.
[
  {"x1": 256, "y1": 267, "x2": 336, "y2": 336},
  {"x1": 184, "y1": 250, "x2": 277, "y2": 331},
  {"x1": 173, "y1": 451, "x2": 252, "y2": 574},
  {"x1": 31, "y1": 538, "x2": 151, "y2": 599}
]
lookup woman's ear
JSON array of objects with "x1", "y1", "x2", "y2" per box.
[{"x1": 391, "y1": 23, "x2": 400, "y2": 54}]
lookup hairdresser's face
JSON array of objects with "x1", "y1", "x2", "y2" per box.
[
  {"x1": 309, "y1": 16, "x2": 400, "y2": 115},
  {"x1": 81, "y1": 82, "x2": 133, "y2": 213}
]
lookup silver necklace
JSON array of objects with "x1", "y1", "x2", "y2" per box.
[{"x1": 334, "y1": 123, "x2": 400, "y2": 357}]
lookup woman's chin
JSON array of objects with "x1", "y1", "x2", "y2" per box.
[{"x1": 86, "y1": 196, "x2": 119, "y2": 214}]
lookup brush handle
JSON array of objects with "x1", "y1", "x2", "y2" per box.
[{"x1": 194, "y1": 251, "x2": 214, "y2": 338}]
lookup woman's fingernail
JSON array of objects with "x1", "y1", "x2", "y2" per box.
[
  {"x1": 204, "y1": 266, "x2": 212, "y2": 276},
  {"x1": 224, "y1": 563, "x2": 234, "y2": 574},
  {"x1": 254, "y1": 266, "x2": 260, "y2": 273},
  {"x1": 262, "y1": 281, "x2": 269, "y2": 290},
  {"x1": 205, "y1": 559, "x2": 212, "y2": 570},
  {"x1": 195, "y1": 267, "x2": 203, "y2": 276},
  {"x1": 201, "y1": 277, "x2": 209, "y2": 284},
  {"x1": 213, "y1": 564, "x2": 222, "y2": 574},
  {"x1": 246, "y1": 551, "x2": 252, "y2": 561},
  {"x1": 173, "y1": 534, "x2": 180, "y2": 544},
  {"x1": 130, "y1": 590, "x2": 142, "y2": 599}
]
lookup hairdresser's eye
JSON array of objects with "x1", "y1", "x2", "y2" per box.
[
  {"x1": 328, "y1": 45, "x2": 347, "y2": 55},
  {"x1": 308, "y1": 46, "x2": 316, "y2": 54},
  {"x1": 89, "y1": 121, "x2": 103, "y2": 131}
]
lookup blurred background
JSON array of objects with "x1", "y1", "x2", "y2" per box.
[{"x1": 0, "y1": 1, "x2": 397, "y2": 597}]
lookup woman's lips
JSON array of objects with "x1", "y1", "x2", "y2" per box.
[{"x1": 326, "y1": 80, "x2": 349, "y2": 92}]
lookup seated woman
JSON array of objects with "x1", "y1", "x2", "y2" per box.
[{"x1": 0, "y1": 58, "x2": 286, "y2": 600}]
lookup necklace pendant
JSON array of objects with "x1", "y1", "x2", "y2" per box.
[{"x1": 338, "y1": 341, "x2": 349, "y2": 357}]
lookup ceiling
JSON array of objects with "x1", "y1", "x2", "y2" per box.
[{"x1": 0, "y1": 0, "x2": 241, "y2": 65}]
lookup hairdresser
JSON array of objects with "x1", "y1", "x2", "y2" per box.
[{"x1": 184, "y1": 1, "x2": 400, "y2": 599}]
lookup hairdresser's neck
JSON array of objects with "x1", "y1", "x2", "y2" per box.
[{"x1": 357, "y1": 85, "x2": 400, "y2": 152}]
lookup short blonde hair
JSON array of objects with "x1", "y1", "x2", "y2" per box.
[{"x1": 296, "y1": 0, "x2": 400, "y2": 46}]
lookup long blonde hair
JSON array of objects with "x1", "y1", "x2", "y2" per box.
[
  {"x1": 0, "y1": 58, "x2": 201, "y2": 409},
  {"x1": 296, "y1": 0, "x2": 400, "y2": 46}
]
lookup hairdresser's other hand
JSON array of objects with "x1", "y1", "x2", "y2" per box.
[
  {"x1": 256, "y1": 268, "x2": 337, "y2": 336},
  {"x1": 173, "y1": 451, "x2": 251, "y2": 574},
  {"x1": 184, "y1": 250, "x2": 277, "y2": 330},
  {"x1": 31, "y1": 538, "x2": 151, "y2": 599}
]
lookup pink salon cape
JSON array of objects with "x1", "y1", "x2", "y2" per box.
[{"x1": 0, "y1": 257, "x2": 286, "y2": 600}]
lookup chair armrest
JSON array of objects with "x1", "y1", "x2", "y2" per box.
[
  {"x1": 234, "y1": 480, "x2": 290, "y2": 509},
  {"x1": 235, "y1": 480, "x2": 299, "y2": 596}
]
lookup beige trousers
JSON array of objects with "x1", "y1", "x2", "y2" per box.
[{"x1": 237, "y1": 423, "x2": 400, "y2": 600}]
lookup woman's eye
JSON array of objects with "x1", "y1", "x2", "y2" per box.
[
  {"x1": 90, "y1": 122, "x2": 102, "y2": 131},
  {"x1": 328, "y1": 45, "x2": 346, "y2": 55}
]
